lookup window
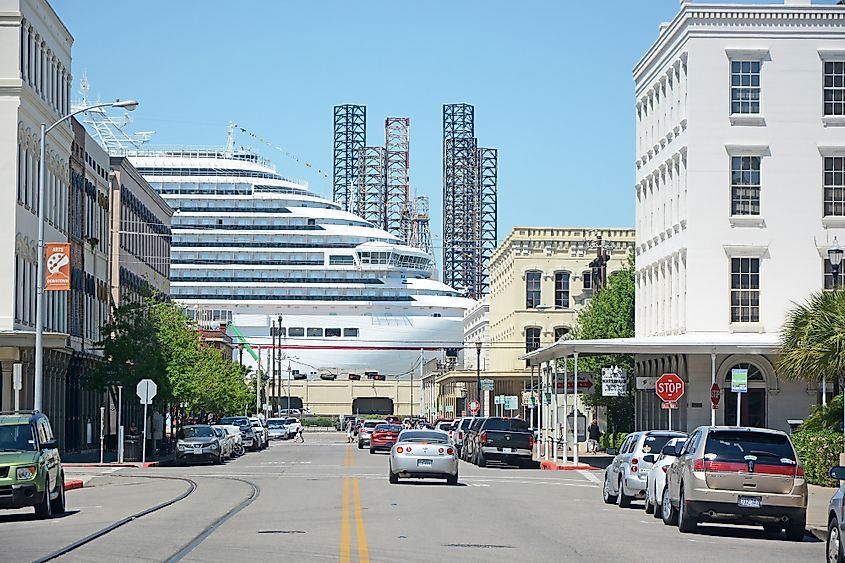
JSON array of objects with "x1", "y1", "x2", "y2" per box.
[
  {"x1": 525, "y1": 271, "x2": 541, "y2": 309},
  {"x1": 554, "y1": 272, "x2": 570, "y2": 308},
  {"x1": 582, "y1": 270, "x2": 592, "y2": 290},
  {"x1": 730, "y1": 156, "x2": 760, "y2": 216},
  {"x1": 525, "y1": 327, "x2": 541, "y2": 353},
  {"x1": 325, "y1": 328, "x2": 341, "y2": 337},
  {"x1": 730, "y1": 60, "x2": 760, "y2": 114},
  {"x1": 730, "y1": 257, "x2": 760, "y2": 323},
  {"x1": 824, "y1": 258, "x2": 841, "y2": 290},
  {"x1": 824, "y1": 61, "x2": 845, "y2": 116},
  {"x1": 329, "y1": 255, "x2": 354, "y2": 265},
  {"x1": 343, "y1": 328, "x2": 359, "y2": 337},
  {"x1": 306, "y1": 328, "x2": 323, "y2": 337},
  {"x1": 288, "y1": 327, "x2": 304, "y2": 337},
  {"x1": 554, "y1": 327, "x2": 569, "y2": 342},
  {"x1": 824, "y1": 157, "x2": 845, "y2": 216}
]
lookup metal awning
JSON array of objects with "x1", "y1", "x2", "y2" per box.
[{"x1": 520, "y1": 333, "x2": 781, "y2": 365}]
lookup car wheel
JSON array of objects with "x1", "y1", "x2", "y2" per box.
[
  {"x1": 34, "y1": 477, "x2": 53, "y2": 519},
  {"x1": 358, "y1": 441, "x2": 364, "y2": 450},
  {"x1": 477, "y1": 451, "x2": 487, "y2": 468},
  {"x1": 661, "y1": 486, "x2": 678, "y2": 526},
  {"x1": 652, "y1": 494, "x2": 663, "y2": 519},
  {"x1": 644, "y1": 494, "x2": 654, "y2": 515},
  {"x1": 447, "y1": 470, "x2": 459, "y2": 486},
  {"x1": 602, "y1": 472, "x2": 618, "y2": 505},
  {"x1": 214, "y1": 453, "x2": 223, "y2": 465},
  {"x1": 389, "y1": 469, "x2": 399, "y2": 484},
  {"x1": 828, "y1": 516, "x2": 844, "y2": 562},
  {"x1": 617, "y1": 476, "x2": 631, "y2": 508},
  {"x1": 785, "y1": 513, "x2": 807, "y2": 542},
  {"x1": 50, "y1": 473, "x2": 66, "y2": 514},
  {"x1": 677, "y1": 488, "x2": 697, "y2": 533}
]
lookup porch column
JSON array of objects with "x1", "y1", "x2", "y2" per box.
[
  {"x1": 710, "y1": 352, "x2": 717, "y2": 426},
  {"x1": 573, "y1": 352, "x2": 579, "y2": 467},
  {"x1": 562, "y1": 354, "x2": 569, "y2": 463},
  {"x1": 552, "y1": 359, "x2": 559, "y2": 464}
]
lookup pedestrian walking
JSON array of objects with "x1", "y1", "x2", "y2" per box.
[
  {"x1": 295, "y1": 423, "x2": 305, "y2": 443},
  {"x1": 587, "y1": 418, "x2": 602, "y2": 453},
  {"x1": 346, "y1": 420, "x2": 354, "y2": 443}
]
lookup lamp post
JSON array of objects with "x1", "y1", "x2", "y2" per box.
[
  {"x1": 475, "y1": 341, "x2": 482, "y2": 416},
  {"x1": 34, "y1": 99, "x2": 138, "y2": 412},
  {"x1": 830, "y1": 236, "x2": 843, "y2": 289}
]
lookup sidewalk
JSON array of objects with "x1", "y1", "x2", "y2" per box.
[
  {"x1": 61, "y1": 449, "x2": 162, "y2": 468},
  {"x1": 808, "y1": 484, "x2": 836, "y2": 541}
]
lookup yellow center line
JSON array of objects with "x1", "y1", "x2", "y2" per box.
[
  {"x1": 353, "y1": 478, "x2": 370, "y2": 563},
  {"x1": 340, "y1": 477, "x2": 351, "y2": 563}
]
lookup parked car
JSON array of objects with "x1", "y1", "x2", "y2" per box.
[
  {"x1": 370, "y1": 423, "x2": 402, "y2": 453},
  {"x1": 358, "y1": 420, "x2": 388, "y2": 449},
  {"x1": 603, "y1": 430, "x2": 686, "y2": 507},
  {"x1": 827, "y1": 466, "x2": 845, "y2": 562},
  {"x1": 221, "y1": 424, "x2": 244, "y2": 456},
  {"x1": 388, "y1": 430, "x2": 458, "y2": 485},
  {"x1": 661, "y1": 426, "x2": 807, "y2": 540},
  {"x1": 176, "y1": 425, "x2": 224, "y2": 465},
  {"x1": 239, "y1": 424, "x2": 258, "y2": 451},
  {"x1": 0, "y1": 411, "x2": 65, "y2": 518},
  {"x1": 469, "y1": 417, "x2": 534, "y2": 468},
  {"x1": 434, "y1": 420, "x2": 455, "y2": 440},
  {"x1": 211, "y1": 425, "x2": 234, "y2": 459},
  {"x1": 643, "y1": 436, "x2": 687, "y2": 516},
  {"x1": 249, "y1": 417, "x2": 269, "y2": 449},
  {"x1": 462, "y1": 417, "x2": 487, "y2": 462},
  {"x1": 266, "y1": 418, "x2": 289, "y2": 440},
  {"x1": 454, "y1": 417, "x2": 475, "y2": 457}
]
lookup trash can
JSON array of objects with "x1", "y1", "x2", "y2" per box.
[{"x1": 123, "y1": 435, "x2": 142, "y2": 462}]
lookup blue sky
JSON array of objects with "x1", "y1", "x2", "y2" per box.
[{"x1": 52, "y1": 0, "x2": 831, "y2": 253}]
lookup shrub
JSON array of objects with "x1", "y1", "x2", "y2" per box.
[
  {"x1": 301, "y1": 416, "x2": 335, "y2": 427},
  {"x1": 614, "y1": 432, "x2": 629, "y2": 449},
  {"x1": 792, "y1": 430, "x2": 842, "y2": 487}
]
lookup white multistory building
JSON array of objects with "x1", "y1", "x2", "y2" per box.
[{"x1": 526, "y1": 0, "x2": 844, "y2": 434}]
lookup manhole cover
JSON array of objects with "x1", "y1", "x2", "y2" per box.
[
  {"x1": 258, "y1": 530, "x2": 306, "y2": 534},
  {"x1": 443, "y1": 544, "x2": 515, "y2": 549}
]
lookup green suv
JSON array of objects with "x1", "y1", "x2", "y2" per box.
[{"x1": 0, "y1": 411, "x2": 65, "y2": 518}]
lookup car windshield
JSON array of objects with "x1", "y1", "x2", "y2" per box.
[
  {"x1": 399, "y1": 431, "x2": 448, "y2": 443},
  {"x1": 705, "y1": 430, "x2": 796, "y2": 464},
  {"x1": 364, "y1": 421, "x2": 385, "y2": 428},
  {"x1": 460, "y1": 419, "x2": 473, "y2": 429},
  {"x1": 267, "y1": 420, "x2": 285, "y2": 429},
  {"x1": 0, "y1": 423, "x2": 36, "y2": 451},
  {"x1": 179, "y1": 426, "x2": 214, "y2": 439},
  {"x1": 220, "y1": 417, "x2": 249, "y2": 426},
  {"x1": 483, "y1": 418, "x2": 529, "y2": 431},
  {"x1": 640, "y1": 434, "x2": 681, "y2": 455},
  {"x1": 375, "y1": 424, "x2": 402, "y2": 433}
]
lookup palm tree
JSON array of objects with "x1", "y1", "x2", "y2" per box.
[{"x1": 778, "y1": 289, "x2": 845, "y2": 383}]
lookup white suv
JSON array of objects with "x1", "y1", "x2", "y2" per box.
[{"x1": 603, "y1": 430, "x2": 686, "y2": 507}]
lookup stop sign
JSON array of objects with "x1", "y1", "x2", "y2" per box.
[
  {"x1": 710, "y1": 383, "x2": 721, "y2": 408},
  {"x1": 655, "y1": 373, "x2": 684, "y2": 402}
]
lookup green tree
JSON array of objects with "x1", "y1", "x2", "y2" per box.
[{"x1": 569, "y1": 252, "x2": 636, "y2": 432}]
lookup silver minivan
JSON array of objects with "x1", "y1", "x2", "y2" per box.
[{"x1": 603, "y1": 430, "x2": 686, "y2": 507}]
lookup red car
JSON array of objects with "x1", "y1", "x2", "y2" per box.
[
  {"x1": 385, "y1": 415, "x2": 401, "y2": 425},
  {"x1": 369, "y1": 423, "x2": 403, "y2": 453}
]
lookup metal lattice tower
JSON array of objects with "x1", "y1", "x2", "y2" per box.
[
  {"x1": 355, "y1": 146, "x2": 386, "y2": 228},
  {"x1": 409, "y1": 195, "x2": 433, "y2": 257},
  {"x1": 477, "y1": 147, "x2": 498, "y2": 296},
  {"x1": 333, "y1": 105, "x2": 366, "y2": 212},
  {"x1": 442, "y1": 104, "x2": 497, "y2": 299},
  {"x1": 384, "y1": 117, "x2": 411, "y2": 240}
]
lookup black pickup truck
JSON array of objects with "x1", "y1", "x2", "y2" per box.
[{"x1": 470, "y1": 417, "x2": 534, "y2": 468}]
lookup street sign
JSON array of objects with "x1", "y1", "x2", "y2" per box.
[
  {"x1": 602, "y1": 366, "x2": 627, "y2": 397},
  {"x1": 710, "y1": 383, "x2": 721, "y2": 409},
  {"x1": 445, "y1": 404, "x2": 454, "y2": 413},
  {"x1": 469, "y1": 399, "x2": 480, "y2": 415},
  {"x1": 480, "y1": 379, "x2": 494, "y2": 391},
  {"x1": 136, "y1": 379, "x2": 158, "y2": 405},
  {"x1": 503, "y1": 396, "x2": 518, "y2": 410},
  {"x1": 566, "y1": 411, "x2": 587, "y2": 443},
  {"x1": 661, "y1": 401, "x2": 679, "y2": 410},
  {"x1": 554, "y1": 377, "x2": 594, "y2": 392},
  {"x1": 494, "y1": 395, "x2": 503, "y2": 405},
  {"x1": 655, "y1": 373, "x2": 684, "y2": 403},
  {"x1": 12, "y1": 363, "x2": 22, "y2": 391},
  {"x1": 543, "y1": 392, "x2": 551, "y2": 405},
  {"x1": 636, "y1": 376, "x2": 657, "y2": 390},
  {"x1": 45, "y1": 243, "x2": 71, "y2": 291},
  {"x1": 731, "y1": 368, "x2": 748, "y2": 393}
]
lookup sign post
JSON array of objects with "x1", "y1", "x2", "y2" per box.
[
  {"x1": 731, "y1": 368, "x2": 748, "y2": 426},
  {"x1": 136, "y1": 379, "x2": 158, "y2": 464},
  {"x1": 469, "y1": 399, "x2": 480, "y2": 416},
  {"x1": 710, "y1": 383, "x2": 721, "y2": 410},
  {"x1": 99, "y1": 406, "x2": 105, "y2": 464},
  {"x1": 655, "y1": 373, "x2": 685, "y2": 431},
  {"x1": 12, "y1": 363, "x2": 22, "y2": 412}
]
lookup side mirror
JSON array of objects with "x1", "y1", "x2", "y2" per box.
[
  {"x1": 42, "y1": 439, "x2": 58, "y2": 450},
  {"x1": 606, "y1": 447, "x2": 619, "y2": 456},
  {"x1": 642, "y1": 454, "x2": 656, "y2": 464},
  {"x1": 830, "y1": 466, "x2": 845, "y2": 481}
]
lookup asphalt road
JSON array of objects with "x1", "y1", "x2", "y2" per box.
[{"x1": 0, "y1": 433, "x2": 826, "y2": 562}]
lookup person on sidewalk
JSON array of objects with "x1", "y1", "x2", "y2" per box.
[
  {"x1": 587, "y1": 419, "x2": 602, "y2": 453},
  {"x1": 346, "y1": 420, "x2": 354, "y2": 443},
  {"x1": 295, "y1": 423, "x2": 305, "y2": 443}
]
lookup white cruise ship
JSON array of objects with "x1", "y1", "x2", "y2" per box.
[{"x1": 128, "y1": 146, "x2": 473, "y2": 377}]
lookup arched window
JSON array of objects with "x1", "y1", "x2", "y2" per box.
[
  {"x1": 555, "y1": 271, "x2": 570, "y2": 308},
  {"x1": 554, "y1": 327, "x2": 570, "y2": 341},
  {"x1": 525, "y1": 271, "x2": 541, "y2": 308},
  {"x1": 525, "y1": 327, "x2": 541, "y2": 353}
]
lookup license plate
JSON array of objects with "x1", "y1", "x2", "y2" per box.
[
  {"x1": 503, "y1": 447, "x2": 514, "y2": 453},
  {"x1": 417, "y1": 459, "x2": 433, "y2": 467},
  {"x1": 738, "y1": 496, "x2": 762, "y2": 508}
]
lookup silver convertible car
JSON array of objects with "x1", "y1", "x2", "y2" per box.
[{"x1": 388, "y1": 430, "x2": 458, "y2": 485}]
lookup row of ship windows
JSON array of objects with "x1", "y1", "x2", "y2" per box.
[
  {"x1": 276, "y1": 327, "x2": 360, "y2": 338},
  {"x1": 173, "y1": 276, "x2": 383, "y2": 284},
  {"x1": 137, "y1": 168, "x2": 288, "y2": 181},
  {"x1": 174, "y1": 269, "x2": 380, "y2": 280},
  {"x1": 171, "y1": 293, "x2": 415, "y2": 302}
]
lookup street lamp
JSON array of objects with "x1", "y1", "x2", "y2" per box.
[
  {"x1": 34, "y1": 99, "x2": 138, "y2": 412},
  {"x1": 830, "y1": 236, "x2": 843, "y2": 289},
  {"x1": 475, "y1": 341, "x2": 482, "y2": 416}
]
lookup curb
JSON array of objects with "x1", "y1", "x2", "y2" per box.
[
  {"x1": 64, "y1": 479, "x2": 83, "y2": 491},
  {"x1": 809, "y1": 526, "x2": 827, "y2": 542},
  {"x1": 540, "y1": 460, "x2": 600, "y2": 471},
  {"x1": 64, "y1": 461, "x2": 160, "y2": 468}
]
